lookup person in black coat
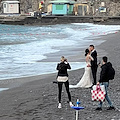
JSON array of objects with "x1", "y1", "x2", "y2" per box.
[
  {"x1": 99, "y1": 62, "x2": 113, "y2": 82},
  {"x1": 56, "y1": 56, "x2": 73, "y2": 108},
  {"x1": 89, "y1": 45, "x2": 98, "y2": 85},
  {"x1": 96, "y1": 56, "x2": 115, "y2": 110},
  {"x1": 57, "y1": 57, "x2": 71, "y2": 77}
]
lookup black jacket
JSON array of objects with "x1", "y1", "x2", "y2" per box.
[
  {"x1": 99, "y1": 62, "x2": 112, "y2": 82},
  {"x1": 57, "y1": 62, "x2": 71, "y2": 77},
  {"x1": 91, "y1": 50, "x2": 97, "y2": 67}
]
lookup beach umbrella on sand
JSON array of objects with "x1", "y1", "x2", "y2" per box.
[{"x1": 71, "y1": 99, "x2": 84, "y2": 120}]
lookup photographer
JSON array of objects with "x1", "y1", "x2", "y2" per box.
[{"x1": 56, "y1": 56, "x2": 73, "y2": 108}]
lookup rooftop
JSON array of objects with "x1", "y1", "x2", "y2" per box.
[
  {"x1": 1, "y1": 1, "x2": 20, "y2": 3},
  {"x1": 49, "y1": 0, "x2": 75, "y2": 4}
]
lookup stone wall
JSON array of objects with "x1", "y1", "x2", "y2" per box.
[
  {"x1": 19, "y1": 0, "x2": 49, "y2": 14},
  {"x1": 90, "y1": 1, "x2": 120, "y2": 16},
  {"x1": 107, "y1": 2, "x2": 120, "y2": 16}
]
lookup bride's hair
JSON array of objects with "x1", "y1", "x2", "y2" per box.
[{"x1": 85, "y1": 49, "x2": 90, "y2": 56}]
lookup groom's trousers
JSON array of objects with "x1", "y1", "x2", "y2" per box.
[{"x1": 91, "y1": 66, "x2": 97, "y2": 85}]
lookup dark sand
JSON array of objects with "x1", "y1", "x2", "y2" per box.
[{"x1": 0, "y1": 32, "x2": 120, "y2": 120}]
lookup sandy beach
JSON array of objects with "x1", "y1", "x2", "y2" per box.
[{"x1": 0, "y1": 31, "x2": 120, "y2": 120}]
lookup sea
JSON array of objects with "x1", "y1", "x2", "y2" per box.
[{"x1": 0, "y1": 23, "x2": 120, "y2": 81}]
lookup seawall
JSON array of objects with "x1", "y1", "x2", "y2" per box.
[{"x1": 0, "y1": 15, "x2": 120, "y2": 25}]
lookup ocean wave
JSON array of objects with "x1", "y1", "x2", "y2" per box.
[{"x1": 0, "y1": 23, "x2": 120, "y2": 80}]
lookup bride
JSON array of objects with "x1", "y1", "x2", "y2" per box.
[{"x1": 70, "y1": 49, "x2": 94, "y2": 88}]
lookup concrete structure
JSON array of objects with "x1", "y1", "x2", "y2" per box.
[
  {"x1": 74, "y1": 3, "x2": 89, "y2": 16},
  {"x1": 1, "y1": 1, "x2": 20, "y2": 14},
  {"x1": 47, "y1": 4, "x2": 52, "y2": 15}
]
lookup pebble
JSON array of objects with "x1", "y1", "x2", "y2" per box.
[{"x1": 60, "y1": 117, "x2": 64, "y2": 119}]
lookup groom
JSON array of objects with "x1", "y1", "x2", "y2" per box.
[{"x1": 89, "y1": 45, "x2": 98, "y2": 85}]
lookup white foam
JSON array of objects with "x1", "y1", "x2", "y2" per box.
[
  {"x1": 0, "y1": 88, "x2": 9, "y2": 92},
  {"x1": 0, "y1": 23, "x2": 120, "y2": 80}
]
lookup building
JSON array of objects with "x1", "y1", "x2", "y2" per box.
[
  {"x1": 1, "y1": 1, "x2": 20, "y2": 14},
  {"x1": 74, "y1": 3, "x2": 89, "y2": 16},
  {"x1": 48, "y1": 0, "x2": 75, "y2": 15}
]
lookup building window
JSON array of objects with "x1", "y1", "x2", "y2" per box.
[
  {"x1": 56, "y1": 5, "x2": 63, "y2": 10},
  {"x1": 4, "y1": 4, "x2": 6, "y2": 8}
]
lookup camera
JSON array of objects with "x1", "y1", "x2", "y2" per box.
[{"x1": 64, "y1": 58, "x2": 67, "y2": 62}]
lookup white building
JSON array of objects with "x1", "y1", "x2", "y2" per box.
[{"x1": 1, "y1": 1, "x2": 20, "y2": 14}]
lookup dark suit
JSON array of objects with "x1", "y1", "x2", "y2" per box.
[{"x1": 91, "y1": 50, "x2": 98, "y2": 85}]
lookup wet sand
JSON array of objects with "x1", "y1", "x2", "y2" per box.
[{"x1": 0, "y1": 32, "x2": 120, "y2": 120}]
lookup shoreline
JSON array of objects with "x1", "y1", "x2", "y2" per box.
[
  {"x1": 0, "y1": 31, "x2": 118, "y2": 90},
  {"x1": 0, "y1": 28, "x2": 109, "y2": 89},
  {"x1": 0, "y1": 25, "x2": 120, "y2": 119}
]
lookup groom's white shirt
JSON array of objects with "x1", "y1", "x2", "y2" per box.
[{"x1": 91, "y1": 49, "x2": 96, "y2": 54}]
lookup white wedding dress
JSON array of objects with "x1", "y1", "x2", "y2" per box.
[{"x1": 70, "y1": 55, "x2": 93, "y2": 88}]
